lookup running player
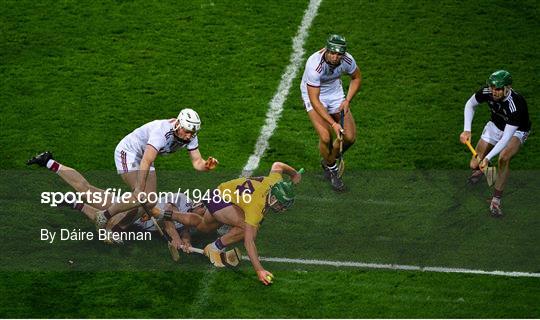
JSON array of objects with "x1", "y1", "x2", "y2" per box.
[
  {"x1": 459, "y1": 70, "x2": 531, "y2": 217},
  {"x1": 300, "y1": 34, "x2": 362, "y2": 191},
  {"x1": 194, "y1": 162, "x2": 302, "y2": 285}
]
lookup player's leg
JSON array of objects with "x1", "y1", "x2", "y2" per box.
[
  {"x1": 96, "y1": 170, "x2": 157, "y2": 228},
  {"x1": 490, "y1": 136, "x2": 522, "y2": 217},
  {"x1": 330, "y1": 110, "x2": 357, "y2": 154},
  {"x1": 56, "y1": 165, "x2": 116, "y2": 210},
  {"x1": 309, "y1": 109, "x2": 345, "y2": 191},
  {"x1": 27, "y1": 152, "x2": 115, "y2": 209},
  {"x1": 468, "y1": 122, "x2": 498, "y2": 184},
  {"x1": 196, "y1": 209, "x2": 222, "y2": 233},
  {"x1": 307, "y1": 109, "x2": 334, "y2": 165},
  {"x1": 467, "y1": 139, "x2": 493, "y2": 184}
]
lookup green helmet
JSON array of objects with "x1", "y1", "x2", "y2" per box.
[
  {"x1": 326, "y1": 34, "x2": 347, "y2": 54},
  {"x1": 487, "y1": 70, "x2": 512, "y2": 88},
  {"x1": 270, "y1": 181, "x2": 295, "y2": 211}
]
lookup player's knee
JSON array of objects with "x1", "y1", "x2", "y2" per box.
[
  {"x1": 345, "y1": 135, "x2": 356, "y2": 146},
  {"x1": 469, "y1": 158, "x2": 479, "y2": 170},
  {"x1": 498, "y1": 150, "x2": 513, "y2": 165},
  {"x1": 319, "y1": 132, "x2": 332, "y2": 145}
]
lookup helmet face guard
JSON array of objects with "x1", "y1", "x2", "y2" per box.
[
  {"x1": 268, "y1": 181, "x2": 295, "y2": 213},
  {"x1": 487, "y1": 70, "x2": 512, "y2": 98},
  {"x1": 326, "y1": 34, "x2": 347, "y2": 54},
  {"x1": 174, "y1": 108, "x2": 201, "y2": 133}
]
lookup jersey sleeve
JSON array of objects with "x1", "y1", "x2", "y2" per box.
[
  {"x1": 264, "y1": 172, "x2": 283, "y2": 186},
  {"x1": 187, "y1": 136, "x2": 199, "y2": 151},
  {"x1": 243, "y1": 173, "x2": 283, "y2": 227},
  {"x1": 304, "y1": 59, "x2": 322, "y2": 87},
  {"x1": 342, "y1": 53, "x2": 357, "y2": 74},
  {"x1": 506, "y1": 95, "x2": 527, "y2": 127},
  {"x1": 147, "y1": 123, "x2": 168, "y2": 151},
  {"x1": 474, "y1": 87, "x2": 490, "y2": 103},
  {"x1": 243, "y1": 201, "x2": 266, "y2": 227}
]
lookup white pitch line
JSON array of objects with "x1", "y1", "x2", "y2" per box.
[
  {"x1": 241, "y1": 0, "x2": 322, "y2": 177},
  {"x1": 247, "y1": 256, "x2": 540, "y2": 278}
]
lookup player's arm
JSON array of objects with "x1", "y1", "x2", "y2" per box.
[
  {"x1": 188, "y1": 148, "x2": 218, "y2": 171},
  {"x1": 163, "y1": 220, "x2": 182, "y2": 249},
  {"x1": 179, "y1": 227, "x2": 192, "y2": 253},
  {"x1": 244, "y1": 223, "x2": 273, "y2": 285},
  {"x1": 136, "y1": 144, "x2": 159, "y2": 195},
  {"x1": 270, "y1": 162, "x2": 302, "y2": 184},
  {"x1": 481, "y1": 124, "x2": 518, "y2": 168},
  {"x1": 460, "y1": 94, "x2": 480, "y2": 144},
  {"x1": 307, "y1": 85, "x2": 337, "y2": 125},
  {"x1": 340, "y1": 67, "x2": 362, "y2": 113}
]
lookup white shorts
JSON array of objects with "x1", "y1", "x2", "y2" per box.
[
  {"x1": 481, "y1": 121, "x2": 529, "y2": 145},
  {"x1": 303, "y1": 94, "x2": 345, "y2": 115},
  {"x1": 114, "y1": 143, "x2": 155, "y2": 174}
]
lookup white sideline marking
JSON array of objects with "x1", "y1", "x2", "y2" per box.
[
  {"x1": 242, "y1": 0, "x2": 322, "y2": 177},
  {"x1": 248, "y1": 256, "x2": 540, "y2": 278}
]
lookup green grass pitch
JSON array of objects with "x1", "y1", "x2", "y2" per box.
[{"x1": 1, "y1": 0, "x2": 539, "y2": 318}]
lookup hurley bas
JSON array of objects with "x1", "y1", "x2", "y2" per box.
[{"x1": 40, "y1": 228, "x2": 151, "y2": 244}]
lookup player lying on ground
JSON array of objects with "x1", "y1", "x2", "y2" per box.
[
  {"x1": 91, "y1": 108, "x2": 218, "y2": 230},
  {"x1": 27, "y1": 152, "x2": 203, "y2": 248},
  {"x1": 459, "y1": 70, "x2": 531, "y2": 217},
  {"x1": 193, "y1": 162, "x2": 302, "y2": 285}
]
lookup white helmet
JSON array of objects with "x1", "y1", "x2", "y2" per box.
[{"x1": 174, "y1": 108, "x2": 201, "y2": 132}]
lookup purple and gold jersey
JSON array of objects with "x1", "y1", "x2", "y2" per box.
[{"x1": 217, "y1": 173, "x2": 282, "y2": 227}]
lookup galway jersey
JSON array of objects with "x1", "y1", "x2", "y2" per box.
[
  {"x1": 118, "y1": 119, "x2": 198, "y2": 158},
  {"x1": 217, "y1": 172, "x2": 283, "y2": 228},
  {"x1": 301, "y1": 49, "x2": 357, "y2": 98},
  {"x1": 474, "y1": 87, "x2": 531, "y2": 132}
]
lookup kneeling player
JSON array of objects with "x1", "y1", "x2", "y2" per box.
[{"x1": 195, "y1": 162, "x2": 302, "y2": 285}]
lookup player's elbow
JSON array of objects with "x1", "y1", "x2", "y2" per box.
[{"x1": 271, "y1": 162, "x2": 285, "y2": 173}]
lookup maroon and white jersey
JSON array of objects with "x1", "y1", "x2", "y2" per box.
[
  {"x1": 118, "y1": 119, "x2": 198, "y2": 158},
  {"x1": 300, "y1": 49, "x2": 357, "y2": 100}
]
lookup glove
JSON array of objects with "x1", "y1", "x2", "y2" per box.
[
  {"x1": 203, "y1": 243, "x2": 225, "y2": 268},
  {"x1": 205, "y1": 157, "x2": 219, "y2": 170}
]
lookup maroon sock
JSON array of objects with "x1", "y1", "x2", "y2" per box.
[
  {"x1": 46, "y1": 160, "x2": 61, "y2": 173},
  {"x1": 74, "y1": 203, "x2": 84, "y2": 211},
  {"x1": 104, "y1": 210, "x2": 112, "y2": 219},
  {"x1": 493, "y1": 189, "x2": 503, "y2": 199}
]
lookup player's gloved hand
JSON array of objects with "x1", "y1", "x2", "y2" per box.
[
  {"x1": 203, "y1": 243, "x2": 225, "y2": 267},
  {"x1": 133, "y1": 187, "x2": 146, "y2": 203},
  {"x1": 179, "y1": 241, "x2": 191, "y2": 254},
  {"x1": 338, "y1": 99, "x2": 351, "y2": 114},
  {"x1": 291, "y1": 168, "x2": 303, "y2": 185},
  {"x1": 147, "y1": 207, "x2": 163, "y2": 219},
  {"x1": 460, "y1": 131, "x2": 471, "y2": 144},
  {"x1": 331, "y1": 122, "x2": 344, "y2": 140},
  {"x1": 205, "y1": 157, "x2": 219, "y2": 170},
  {"x1": 479, "y1": 158, "x2": 489, "y2": 171},
  {"x1": 257, "y1": 270, "x2": 274, "y2": 286}
]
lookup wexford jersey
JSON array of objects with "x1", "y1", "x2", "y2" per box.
[
  {"x1": 300, "y1": 49, "x2": 357, "y2": 99},
  {"x1": 118, "y1": 119, "x2": 199, "y2": 158},
  {"x1": 474, "y1": 87, "x2": 531, "y2": 132},
  {"x1": 217, "y1": 172, "x2": 283, "y2": 228}
]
